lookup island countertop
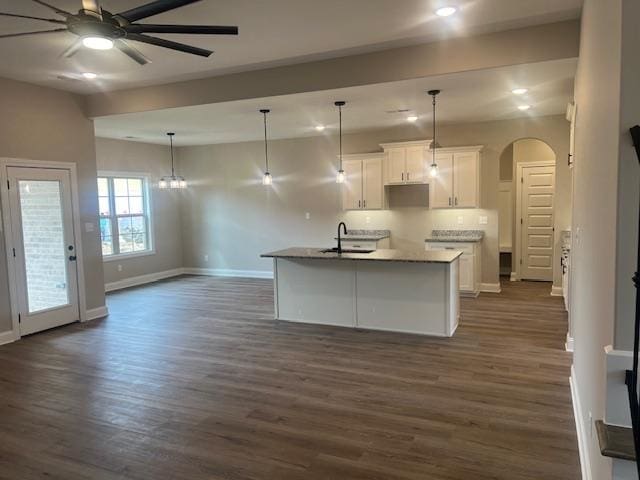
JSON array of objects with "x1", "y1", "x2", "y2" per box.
[{"x1": 261, "y1": 247, "x2": 462, "y2": 263}]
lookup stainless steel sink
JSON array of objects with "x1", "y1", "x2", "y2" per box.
[{"x1": 321, "y1": 248, "x2": 374, "y2": 254}]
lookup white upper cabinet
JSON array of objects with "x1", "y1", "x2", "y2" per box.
[
  {"x1": 430, "y1": 146, "x2": 482, "y2": 209},
  {"x1": 341, "y1": 154, "x2": 384, "y2": 210},
  {"x1": 380, "y1": 141, "x2": 430, "y2": 185},
  {"x1": 405, "y1": 146, "x2": 426, "y2": 183},
  {"x1": 430, "y1": 153, "x2": 454, "y2": 208}
]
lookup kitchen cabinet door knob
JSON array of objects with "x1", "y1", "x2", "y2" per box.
[
  {"x1": 455, "y1": 197, "x2": 458, "y2": 206},
  {"x1": 363, "y1": 200, "x2": 366, "y2": 208},
  {"x1": 402, "y1": 172, "x2": 404, "y2": 181},
  {"x1": 448, "y1": 197, "x2": 452, "y2": 206},
  {"x1": 407, "y1": 172, "x2": 410, "y2": 181},
  {"x1": 358, "y1": 200, "x2": 361, "y2": 208}
]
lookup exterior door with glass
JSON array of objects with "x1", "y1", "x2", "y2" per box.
[{"x1": 7, "y1": 167, "x2": 80, "y2": 335}]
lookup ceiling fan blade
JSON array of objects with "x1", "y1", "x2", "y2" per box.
[
  {"x1": 82, "y1": 0, "x2": 103, "y2": 19},
  {"x1": 116, "y1": 39, "x2": 151, "y2": 65},
  {"x1": 117, "y1": 0, "x2": 201, "y2": 23},
  {"x1": 60, "y1": 40, "x2": 82, "y2": 58},
  {"x1": 125, "y1": 24, "x2": 238, "y2": 35},
  {"x1": 0, "y1": 28, "x2": 67, "y2": 39},
  {"x1": 31, "y1": 0, "x2": 72, "y2": 17},
  {"x1": 126, "y1": 32, "x2": 212, "y2": 57},
  {"x1": 0, "y1": 12, "x2": 66, "y2": 24}
]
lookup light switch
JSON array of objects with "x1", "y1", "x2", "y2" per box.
[
  {"x1": 117, "y1": 264, "x2": 122, "y2": 272},
  {"x1": 204, "y1": 254, "x2": 209, "y2": 262},
  {"x1": 84, "y1": 222, "x2": 95, "y2": 232},
  {"x1": 479, "y1": 216, "x2": 488, "y2": 225},
  {"x1": 305, "y1": 212, "x2": 310, "y2": 220}
]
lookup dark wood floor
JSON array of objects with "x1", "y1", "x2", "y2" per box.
[{"x1": 0, "y1": 276, "x2": 580, "y2": 480}]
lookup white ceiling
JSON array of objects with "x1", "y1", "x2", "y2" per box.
[
  {"x1": 0, "y1": 0, "x2": 582, "y2": 93},
  {"x1": 94, "y1": 58, "x2": 577, "y2": 146}
]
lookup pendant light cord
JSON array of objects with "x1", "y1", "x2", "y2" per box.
[
  {"x1": 263, "y1": 110, "x2": 269, "y2": 172},
  {"x1": 339, "y1": 104, "x2": 343, "y2": 171},
  {"x1": 169, "y1": 134, "x2": 175, "y2": 177},
  {"x1": 432, "y1": 93, "x2": 437, "y2": 165}
]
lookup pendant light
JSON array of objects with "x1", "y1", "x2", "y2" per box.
[
  {"x1": 260, "y1": 109, "x2": 273, "y2": 186},
  {"x1": 335, "y1": 101, "x2": 346, "y2": 184},
  {"x1": 159, "y1": 132, "x2": 187, "y2": 189},
  {"x1": 428, "y1": 89, "x2": 441, "y2": 178}
]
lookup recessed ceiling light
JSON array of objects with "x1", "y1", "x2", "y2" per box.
[
  {"x1": 512, "y1": 88, "x2": 528, "y2": 95},
  {"x1": 82, "y1": 72, "x2": 97, "y2": 79},
  {"x1": 518, "y1": 105, "x2": 531, "y2": 111},
  {"x1": 82, "y1": 36, "x2": 114, "y2": 50},
  {"x1": 435, "y1": 6, "x2": 457, "y2": 17},
  {"x1": 407, "y1": 115, "x2": 419, "y2": 122},
  {"x1": 315, "y1": 125, "x2": 326, "y2": 132}
]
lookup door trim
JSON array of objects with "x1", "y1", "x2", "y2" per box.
[
  {"x1": 0, "y1": 158, "x2": 88, "y2": 342},
  {"x1": 514, "y1": 161, "x2": 555, "y2": 281}
]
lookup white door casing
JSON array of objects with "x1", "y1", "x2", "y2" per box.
[
  {"x1": 517, "y1": 163, "x2": 556, "y2": 281},
  {"x1": 6, "y1": 166, "x2": 80, "y2": 335}
]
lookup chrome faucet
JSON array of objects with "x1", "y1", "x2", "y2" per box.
[{"x1": 337, "y1": 222, "x2": 347, "y2": 254}]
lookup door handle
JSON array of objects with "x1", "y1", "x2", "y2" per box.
[{"x1": 69, "y1": 255, "x2": 77, "y2": 261}]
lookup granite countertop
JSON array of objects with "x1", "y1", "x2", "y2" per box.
[
  {"x1": 425, "y1": 229, "x2": 484, "y2": 243},
  {"x1": 262, "y1": 247, "x2": 462, "y2": 264},
  {"x1": 334, "y1": 229, "x2": 390, "y2": 241}
]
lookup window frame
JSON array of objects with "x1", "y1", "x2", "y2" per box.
[{"x1": 97, "y1": 171, "x2": 155, "y2": 262}]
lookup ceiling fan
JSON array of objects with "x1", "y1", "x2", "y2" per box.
[{"x1": 0, "y1": 0, "x2": 239, "y2": 65}]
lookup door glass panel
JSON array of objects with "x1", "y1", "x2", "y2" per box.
[{"x1": 18, "y1": 180, "x2": 69, "y2": 313}]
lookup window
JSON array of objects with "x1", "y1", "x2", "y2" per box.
[{"x1": 98, "y1": 175, "x2": 153, "y2": 259}]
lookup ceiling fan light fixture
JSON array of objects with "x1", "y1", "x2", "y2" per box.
[{"x1": 82, "y1": 35, "x2": 113, "y2": 50}]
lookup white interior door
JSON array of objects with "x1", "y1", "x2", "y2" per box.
[
  {"x1": 341, "y1": 160, "x2": 362, "y2": 210},
  {"x1": 430, "y1": 153, "x2": 454, "y2": 208},
  {"x1": 7, "y1": 167, "x2": 80, "y2": 335},
  {"x1": 520, "y1": 164, "x2": 555, "y2": 281},
  {"x1": 362, "y1": 157, "x2": 382, "y2": 209}
]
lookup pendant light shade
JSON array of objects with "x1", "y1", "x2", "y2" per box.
[
  {"x1": 159, "y1": 132, "x2": 187, "y2": 189},
  {"x1": 335, "y1": 101, "x2": 346, "y2": 184},
  {"x1": 259, "y1": 109, "x2": 273, "y2": 186},
  {"x1": 428, "y1": 89, "x2": 441, "y2": 178}
]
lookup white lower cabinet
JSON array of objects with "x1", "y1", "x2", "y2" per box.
[{"x1": 425, "y1": 241, "x2": 481, "y2": 296}]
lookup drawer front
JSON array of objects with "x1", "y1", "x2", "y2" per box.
[
  {"x1": 425, "y1": 242, "x2": 475, "y2": 254},
  {"x1": 341, "y1": 240, "x2": 377, "y2": 251}
]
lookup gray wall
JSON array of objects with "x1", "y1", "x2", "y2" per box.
[
  {"x1": 178, "y1": 115, "x2": 570, "y2": 287},
  {"x1": 0, "y1": 77, "x2": 105, "y2": 333},
  {"x1": 95, "y1": 138, "x2": 184, "y2": 285},
  {"x1": 570, "y1": 0, "x2": 623, "y2": 478}
]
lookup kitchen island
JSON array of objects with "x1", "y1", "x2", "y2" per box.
[{"x1": 261, "y1": 247, "x2": 462, "y2": 337}]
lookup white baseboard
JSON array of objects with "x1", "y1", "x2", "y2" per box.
[
  {"x1": 184, "y1": 267, "x2": 274, "y2": 279},
  {"x1": 479, "y1": 283, "x2": 501, "y2": 293},
  {"x1": 551, "y1": 286, "x2": 564, "y2": 296},
  {"x1": 566, "y1": 334, "x2": 574, "y2": 352},
  {"x1": 510, "y1": 272, "x2": 518, "y2": 281},
  {"x1": 570, "y1": 364, "x2": 592, "y2": 480},
  {"x1": 105, "y1": 268, "x2": 185, "y2": 292},
  {"x1": 86, "y1": 305, "x2": 109, "y2": 321},
  {"x1": 0, "y1": 330, "x2": 16, "y2": 346}
]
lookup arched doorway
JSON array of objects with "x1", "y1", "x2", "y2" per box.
[{"x1": 498, "y1": 138, "x2": 557, "y2": 281}]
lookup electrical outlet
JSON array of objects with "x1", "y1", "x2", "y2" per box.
[
  {"x1": 84, "y1": 222, "x2": 95, "y2": 233},
  {"x1": 117, "y1": 264, "x2": 122, "y2": 272},
  {"x1": 457, "y1": 216, "x2": 464, "y2": 225},
  {"x1": 479, "y1": 215, "x2": 488, "y2": 225},
  {"x1": 366, "y1": 216, "x2": 371, "y2": 224},
  {"x1": 204, "y1": 254, "x2": 209, "y2": 262},
  {"x1": 589, "y1": 411, "x2": 593, "y2": 438},
  {"x1": 305, "y1": 212, "x2": 310, "y2": 220}
]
